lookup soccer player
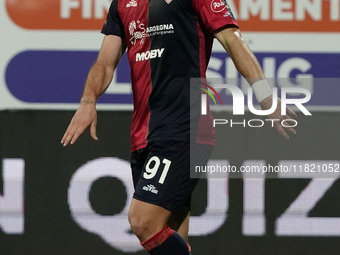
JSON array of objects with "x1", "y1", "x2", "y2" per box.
[{"x1": 61, "y1": 0, "x2": 297, "y2": 254}]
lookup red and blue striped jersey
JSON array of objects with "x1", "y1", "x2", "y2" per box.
[{"x1": 102, "y1": 0, "x2": 238, "y2": 152}]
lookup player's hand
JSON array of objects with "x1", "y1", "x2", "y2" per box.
[
  {"x1": 260, "y1": 96, "x2": 297, "y2": 140},
  {"x1": 61, "y1": 99, "x2": 98, "y2": 146}
]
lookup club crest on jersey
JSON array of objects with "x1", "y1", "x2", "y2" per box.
[
  {"x1": 165, "y1": 0, "x2": 172, "y2": 4},
  {"x1": 129, "y1": 20, "x2": 147, "y2": 45}
]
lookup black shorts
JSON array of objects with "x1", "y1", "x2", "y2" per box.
[{"x1": 130, "y1": 140, "x2": 213, "y2": 213}]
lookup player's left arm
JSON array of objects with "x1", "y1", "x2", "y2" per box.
[{"x1": 214, "y1": 26, "x2": 297, "y2": 139}]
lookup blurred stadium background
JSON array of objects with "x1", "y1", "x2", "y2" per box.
[{"x1": 1, "y1": 1, "x2": 340, "y2": 254}]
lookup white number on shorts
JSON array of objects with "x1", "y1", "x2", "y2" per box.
[
  {"x1": 159, "y1": 159, "x2": 171, "y2": 184},
  {"x1": 144, "y1": 156, "x2": 172, "y2": 184}
]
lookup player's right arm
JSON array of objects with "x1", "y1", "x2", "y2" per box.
[{"x1": 61, "y1": 35, "x2": 127, "y2": 146}]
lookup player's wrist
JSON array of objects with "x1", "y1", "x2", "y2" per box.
[
  {"x1": 252, "y1": 79, "x2": 273, "y2": 103},
  {"x1": 80, "y1": 96, "x2": 96, "y2": 105}
]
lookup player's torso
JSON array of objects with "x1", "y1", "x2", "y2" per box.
[
  {"x1": 117, "y1": 0, "x2": 213, "y2": 148},
  {"x1": 117, "y1": 0, "x2": 203, "y2": 83}
]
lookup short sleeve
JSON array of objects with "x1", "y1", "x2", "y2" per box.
[
  {"x1": 192, "y1": 0, "x2": 238, "y2": 33},
  {"x1": 101, "y1": 0, "x2": 125, "y2": 38}
]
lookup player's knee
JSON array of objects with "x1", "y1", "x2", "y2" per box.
[{"x1": 128, "y1": 212, "x2": 151, "y2": 240}]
